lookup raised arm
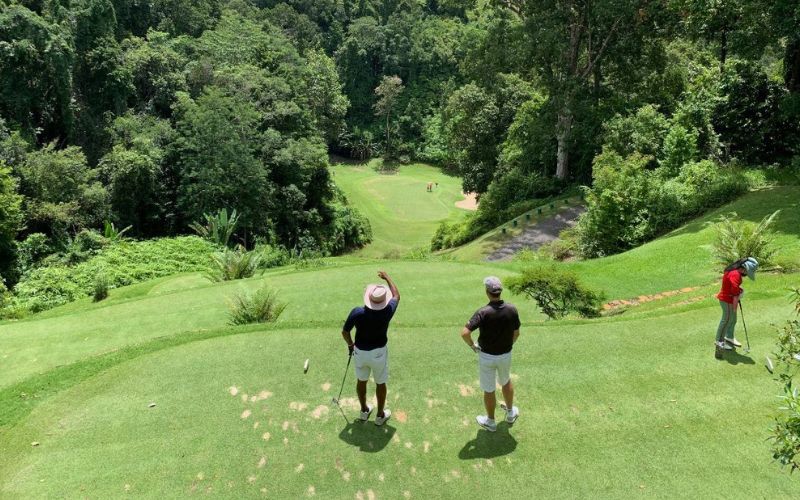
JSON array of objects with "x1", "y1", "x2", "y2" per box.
[{"x1": 378, "y1": 271, "x2": 399, "y2": 302}]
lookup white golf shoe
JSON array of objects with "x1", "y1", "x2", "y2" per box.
[
  {"x1": 476, "y1": 415, "x2": 497, "y2": 432},
  {"x1": 716, "y1": 341, "x2": 733, "y2": 350},
  {"x1": 725, "y1": 337, "x2": 742, "y2": 348},
  {"x1": 359, "y1": 405, "x2": 373, "y2": 422},
  {"x1": 375, "y1": 409, "x2": 391, "y2": 426},
  {"x1": 500, "y1": 403, "x2": 519, "y2": 424}
]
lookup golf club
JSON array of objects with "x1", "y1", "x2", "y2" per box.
[
  {"x1": 739, "y1": 301, "x2": 751, "y2": 353},
  {"x1": 331, "y1": 351, "x2": 353, "y2": 424}
]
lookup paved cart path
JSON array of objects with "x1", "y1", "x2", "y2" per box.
[{"x1": 486, "y1": 205, "x2": 586, "y2": 261}]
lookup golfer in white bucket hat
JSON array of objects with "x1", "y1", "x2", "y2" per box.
[{"x1": 341, "y1": 271, "x2": 400, "y2": 425}]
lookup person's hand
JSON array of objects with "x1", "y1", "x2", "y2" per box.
[
  {"x1": 378, "y1": 271, "x2": 389, "y2": 281},
  {"x1": 471, "y1": 343, "x2": 481, "y2": 353},
  {"x1": 348, "y1": 344, "x2": 354, "y2": 356}
]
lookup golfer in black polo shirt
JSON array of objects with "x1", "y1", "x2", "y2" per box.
[
  {"x1": 460, "y1": 276, "x2": 520, "y2": 432},
  {"x1": 341, "y1": 271, "x2": 400, "y2": 426}
]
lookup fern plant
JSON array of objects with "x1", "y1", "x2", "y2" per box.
[
  {"x1": 206, "y1": 245, "x2": 260, "y2": 282},
  {"x1": 712, "y1": 210, "x2": 779, "y2": 268},
  {"x1": 228, "y1": 285, "x2": 286, "y2": 325},
  {"x1": 190, "y1": 208, "x2": 240, "y2": 248}
]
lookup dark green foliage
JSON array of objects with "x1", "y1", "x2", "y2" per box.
[
  {"x1": 507, "y1": 265, "x2": 605, "y2": 320},
  {"x1": 189, "y1": 208, "x2": 240, "y2": 248},
  {"x1": 0, "y1": 165, "x2": 23, "y2": 280},
  {"x1": 207, "y1": 245, "x2": 261, "y2": 282},
  {"x1": 576, "y1": 152, "x2": 748, "y2": 257},
  {"x1": 228, "y1": 285, "x2": 286, "y2": 325},
  {"x1": 15, "y1": 233, "x2": 50, "y2": 276},
  {"x1": 770, "y1": 290, "x2": 800, "y2": 472}
]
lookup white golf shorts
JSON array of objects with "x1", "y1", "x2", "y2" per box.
[
  {"x1": 478, "y1": 351, "x2": 512, "y2": 393},
  {"x1": 354, "y1": 346, "x2": 389, "y2": 384}
]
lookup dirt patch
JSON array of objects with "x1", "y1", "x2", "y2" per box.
[
  {"x1": 455, "y1": 192, "x2": 478, "y2": 211},
  {"x1": 423, "y1": 441, "x2": 431, "y2": 453},
  {"x1": 321, "y1": 382, "x2": 331, "y2": 392},
  {"x1": 295, "y1": 464, "x2": 305, "y2": 473},
  {"x1": 257, "y1": 391, "x2": 273, "y2": 401},
  {"x1": 289, "y1": 402, "x2": 309, "y2": 411},
  {"x1": 458, "y1": 384, "x2": 475, "y2": 397},
  {"x1": 311, "y1": 405, "x2": 329, "y2": 419},
  {"x1": 258, "y1": 457, "x2": 266, "y2": 468},
  {"x1": 306, "y1": 485, "x2": 316, "y2": 497},
  {"x1": 603, "y1": 286, "x2": 703, "y2": 311},
  {"x1": 229, "y1": 386, "x2": 239, "y2": 396},
  {"x1": 262, "y1": 432, "x2": 271, "y2": 441},
  {"x1": 395, "y1": 410, "x2": 408, "y2": 423},
  {"x1": 241, "y1": 410, "x2": 252, "y2": 419}
]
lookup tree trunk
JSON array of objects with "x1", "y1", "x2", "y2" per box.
[
  {"x1": 385, "y1": 111, "x2": 390, "y2": 159},
  {"x1": 555, "y1": 107, "x2": 573, "y2": 180}
]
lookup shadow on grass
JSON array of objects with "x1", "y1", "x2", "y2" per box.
[
  {"x1": 338, "y1": 422, "x2": 396, "y2": 452},
  {"x1": 723, "y1": 350, "x2": 755, "y2": 365},
  {"x1": 458, "y1": 425, "x2": 517, "y2": 459}
]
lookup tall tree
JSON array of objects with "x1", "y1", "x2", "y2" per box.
[
  {"x1": 0, "y1": 164, "x2": 24, "y2": 280},
  {"x1": 373, "y1": 75, "x2": 404, "y2": 159},
  {"x1": 498, "y1": 0, "x2": 659, "y2": 180}
]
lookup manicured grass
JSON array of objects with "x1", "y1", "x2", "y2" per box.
[
  {"x1": 1, "y1": 293, "x2": 797, "y2": 497},
  {"x1": 331, "y1": 161, "x2": 470, "y2": 256}
]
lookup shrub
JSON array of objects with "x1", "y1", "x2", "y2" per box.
[
  {"x1": 13, "y1": 236, "x2": 214, "y2": 312},
  {"x1": 507, "y1": 266, "x2": 605, "y2": 319},
  {"x1": 93, "y1": 274, "x2": 109, "y2": 302},
  {"x1": 255, "y1": 244, "x2": 292, "y2": 270},
  {"x1": 62, "y1": 229, "x2": 109, "y2": 265},
  {"x1": 190, "y1": 208, "x2": 240, "y2": 247},
  {"x1": 103, "y1": 221, "x2": 132, "y2": 241},
  {"x1": 15, "y1": 233, "x2": 50, "y2": 275},
  {"x1": 711, "y1": 210, "x2": 779, "y2": 268},
  {"x1": 770, "y1": 289, "x2": 800, "y2": 472},
  {"x1": 659, "y1": 124, "x2": 699, "y2": 175},
  {"x1": 207, "y1": 245, "x2": 261, "y2": 282},
  {"x1": 228, "y1": 285, "x2": 287, "y2": 325}
]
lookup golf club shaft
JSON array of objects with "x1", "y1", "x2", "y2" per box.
[
  {"x1": 336, "y1": 352, "x2": 353, "y2": 403},
  {"x1": 739, "y1": 301, "x2": 750, "y2": 351}
]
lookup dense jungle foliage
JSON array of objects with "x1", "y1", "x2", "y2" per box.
[{"x1": 1, "y1": 0, "x2": 799, "y2": 291}]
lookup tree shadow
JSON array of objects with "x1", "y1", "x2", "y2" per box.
[
  {"x1": 458, "y1": 424, "x2": 518, "y2": 460},
  {"x1": 338, "y1": 422, "x2": 396, "y2": 453},
  {"x1": 723, "y1": 350, "x2": 755, "y2": 365}
]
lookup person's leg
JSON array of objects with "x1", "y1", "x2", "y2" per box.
[
  {"x1": 376, "y1": 383, "x2": 387, "y2": 417},
  {"x1": 716, "y1": 300, "x2": 733, "y2": 342},
  {"x1": 356, "y1": 380, "x2": 368, "y2": 412},
  {"x1": 483, "y1": 391, "x2": 496, "y2": 420},
  {"x1": 725, "y1": 305, "x2": 738, "y2": 340},
  {"x1": 501, "y1": 380, "x2": 514, "y2": 409}
]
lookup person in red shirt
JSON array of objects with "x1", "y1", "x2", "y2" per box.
[{"x1": 715, "y1": 257, "x2": 758, "y2": 358}]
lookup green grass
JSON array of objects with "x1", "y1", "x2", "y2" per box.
[
  {"x1": 1, "y1": 183, "x2": 800, "y2": 497},
  {"x1": 332, "y1": 161, "x2": 471, "y2": 257}
]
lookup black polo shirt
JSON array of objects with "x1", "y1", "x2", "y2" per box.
[
  {"x1": 343, "y1": 298, "x2": 399, "y2": 350},
  {"x1": 466, "y1": 300, "x2": 520, "y2": 355}
]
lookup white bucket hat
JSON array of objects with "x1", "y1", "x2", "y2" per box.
[
  {"x1": 364, "y1": 284, "x2": 393, "y2": 310},
  {"x1": 743, "y1": 257, "x2": 759, "y2": 281}
]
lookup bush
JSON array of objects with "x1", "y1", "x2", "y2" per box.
[
  {"x1": 62, "y1": 229, "x2": 109, "y2": 265},
  {"x1": 770, "y1": 289, "x2": 800, "y2": 472},
  {"x1": 207, "y1": 245, "x2": 261, "y2": 282},
  {"x1": 228, "y1": 285, "x2": 287, "y2": 325},
  {"x1": 93, "y1": 274, "x2": 109, "y2": 302},
  {"x1": 711, "y1": 210, "x2": 779, "y2": 268},
  {"x1": 15, "y1": 233, "x2": 50, "y2": 275},
  {"x1": 13, "y1": 236, "x2": 215, "y2": 312},
  {"x1": 507, "y1": 265, "x2": 605, "y2": 319},
  {"x1": 255, "y1": 244, "x2": 292, "y2": 270}
]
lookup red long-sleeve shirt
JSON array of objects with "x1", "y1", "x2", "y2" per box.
[{"x1": 716, "y1": 270, "x2": 743, "y2": 303}]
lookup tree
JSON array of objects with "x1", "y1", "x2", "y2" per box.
[
  {"x1": 499, "y1": 0, "x2": 660, "y2": 180},
  {"x1": 373, "y1": 75, "x2": 404, "y2": 159},
  {"x1": 0, "y1": 164, "x2": 23, "y2": 280}
]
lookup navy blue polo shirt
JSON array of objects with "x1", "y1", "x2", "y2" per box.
[{"x1": 343, "y1": 298, "x2": 399, "y2": 350}]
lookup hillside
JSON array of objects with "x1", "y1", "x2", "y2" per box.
[{"x1": 1, "y1": 186, "x2": 799, "y2": 497}]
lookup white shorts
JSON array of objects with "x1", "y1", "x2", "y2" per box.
[
  {"x1": 354, "y1": 346, "x2": 389, "y2": 384},
  {"x1": 478, "y1": 351, "x2": 512, "y2": 393}
]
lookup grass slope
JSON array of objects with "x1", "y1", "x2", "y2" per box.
[
  {"x1": 1, "y1": 187, "x2": 799, "y2": 498},
  {"x1": 332, "y1": 161, "x2": 470, "y2": 257}
]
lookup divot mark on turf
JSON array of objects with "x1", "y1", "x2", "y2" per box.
[
  {"x1": 262, "y1": 432, "x2": 271, "y2": 441},
  {"x1": 295, "y1": 464, "x2": 305, "y2": 473},
  {"x1": 306, "y1": 485, "x2": 316, "y2": 496},
  {"x1": 311, "y1": 405, "x2": 329, "y2": 419},
  {"x1": 404, "y1": 442, "x2": 413, "y2": 449},
  {"x1": 395, "y1": 410, "x2": 407, "y2": 423},
  {"x1": 342, "y1": 471, "x2": 351, "y2": 481},
  {"x1": 229, "y1": 386, "x2": 239, "y2": 396},
  {"x1": 283, "y1": 437, "x2": 289, "y2": 446},
  {"x1": 378, "y1": 473, "x2": 385, "y2": 481},
  {"x1": 196, "y1": 473, "x2": 204, "y2": 480},
  {"x1": 254, "y1": 421, "x2": 260, "y2": 429},
  {"x1": 290, "y1": 402, "x2": 309, "y2": 411},
  {"x1": 458, "y1": 384, "x2": 474, "y2": 397},
  {"x1": 423, "y1": 441, "x2": 430, "y2": 453},
  {"x1": 241, "y1": 394, "x2": 248, "y2": 402},
  {"x1": 248, "y1": 475, "x2": 257, "y2": 484},
  {"x1": 403, "y1": 491, "x2": 411, "y2": 499},
  {"x1": 241, "y1": 410, "x2": 252, "y2": 419},
  {"x1": 258, "y1": 457, "x2": 266, "y2": 468},
  {"x1": 321, "y1": 382, "x2": 331, "y2": 392},
  {"x1": 282, "y1": 421, "x2": 290, "y2": 431}
]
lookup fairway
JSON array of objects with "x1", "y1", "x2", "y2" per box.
[
  {"x1": 1, "y1": 188, "x2": 799, "y2": 498},
  {"x1": 331, "y1": 161, "x2": 471, "y2": 256}
]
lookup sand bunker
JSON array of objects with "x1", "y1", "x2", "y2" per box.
[{"x1": 455, "y1": 192, "x2": 478, "y2": 211}]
